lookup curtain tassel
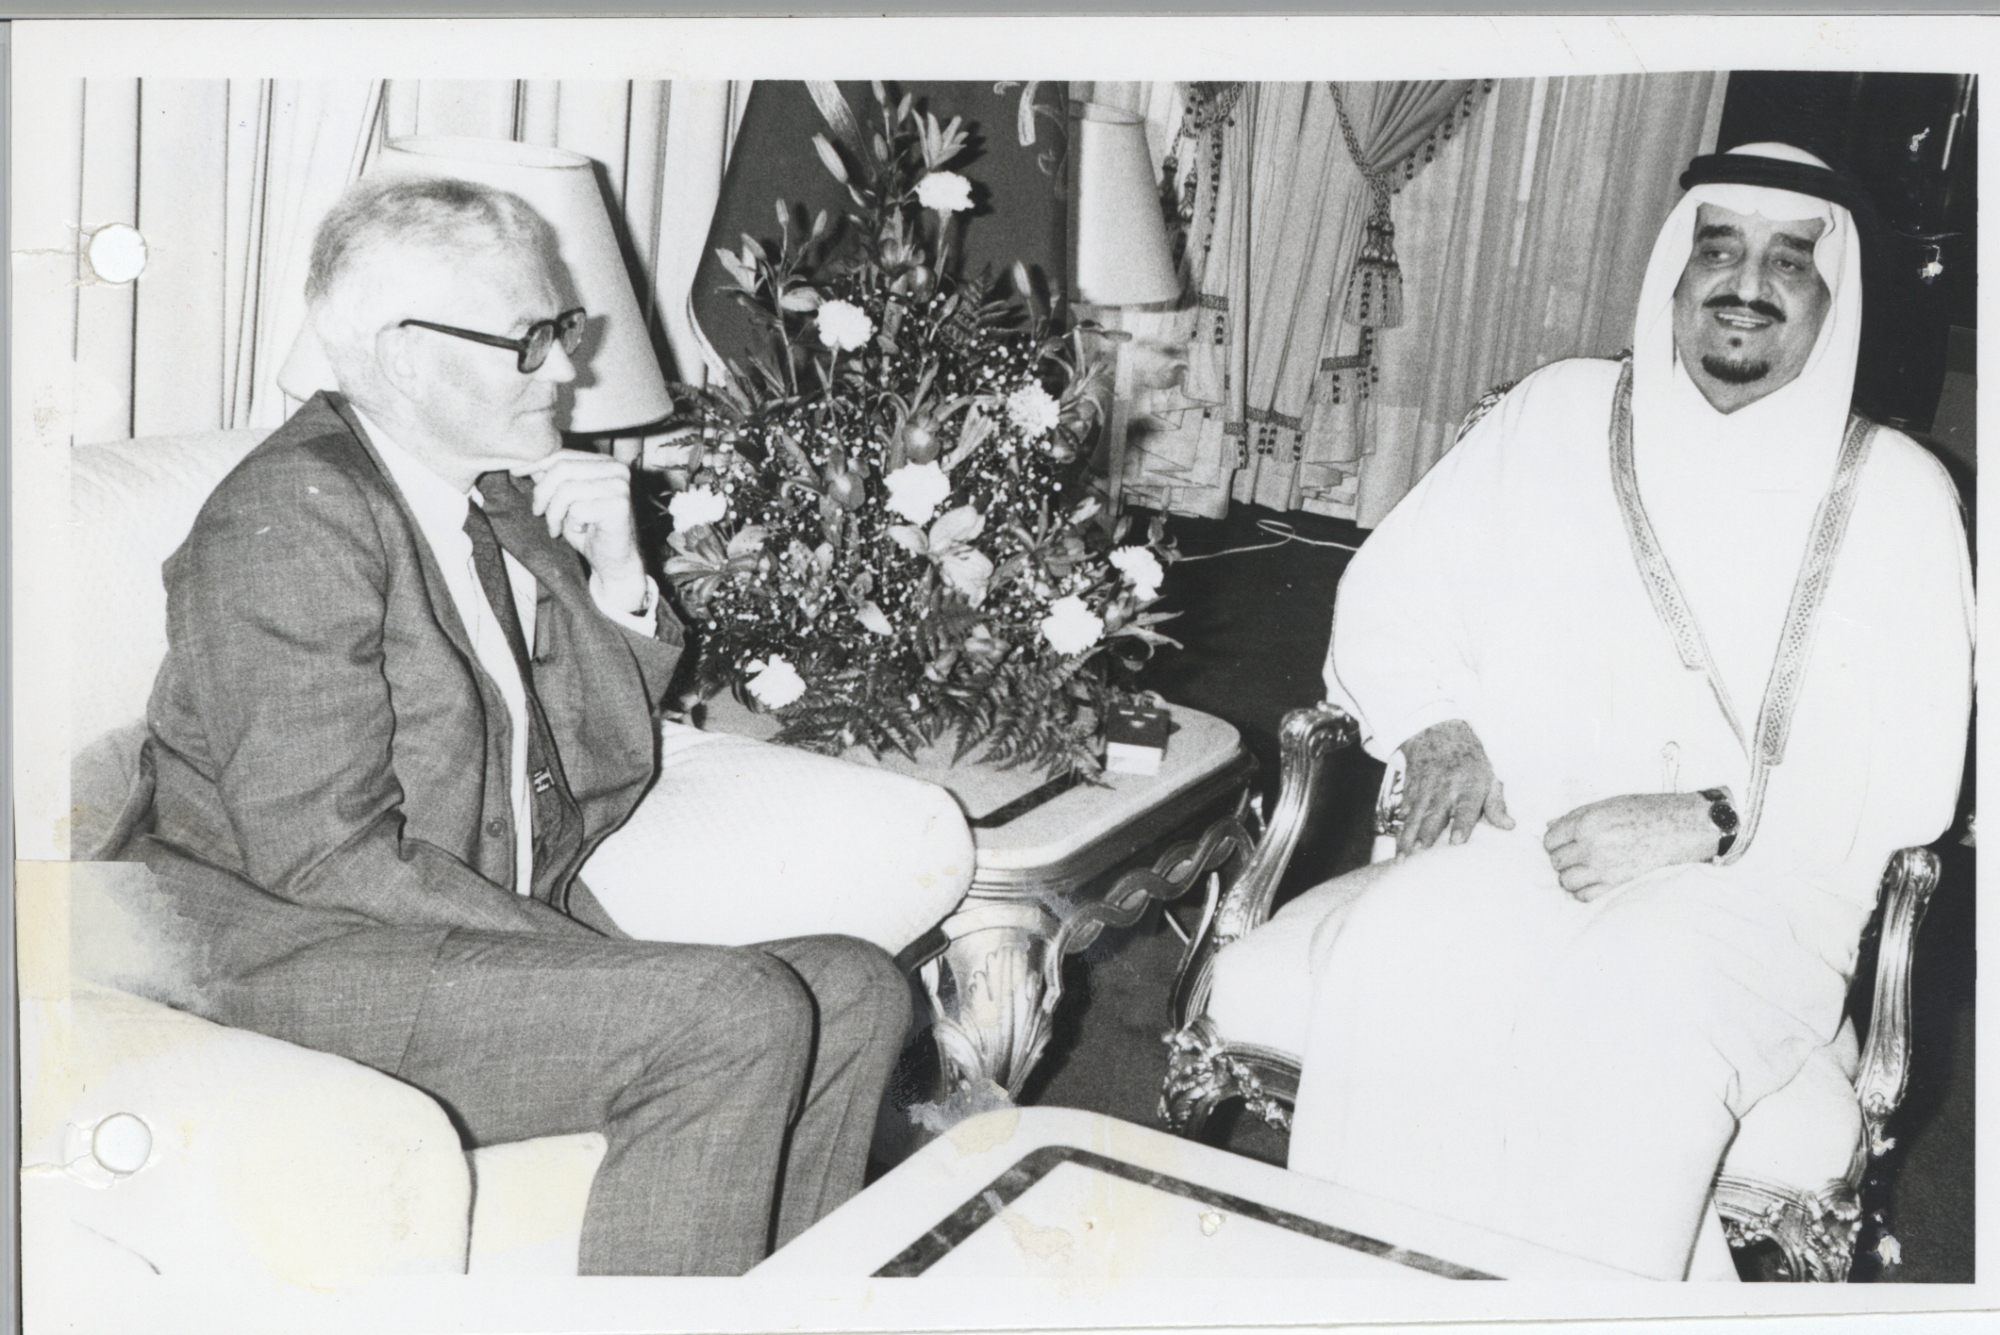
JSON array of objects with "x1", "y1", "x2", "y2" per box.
[
  {"x1": 1344, "y1": 209, "x2": 1403, "y2": 329},
  {"x1": 1343, "y1": 176, "x2": 1402, "y2": 329}
]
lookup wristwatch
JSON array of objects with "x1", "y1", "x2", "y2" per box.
[{"x1": 1699, "y1": 787, "x2": 1739, "y2": 859}]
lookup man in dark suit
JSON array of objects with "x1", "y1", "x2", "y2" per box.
[{"x1": 116, "y1": 176, "x2": 910, "y2": 1276}]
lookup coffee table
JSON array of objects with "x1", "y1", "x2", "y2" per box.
[
  {"x1": 753, "y1": 1107, "x2": 1630, "y2": 1280},
  {"x1": 702, "y1": 697, "x2": 1257, "y2": 1097}
]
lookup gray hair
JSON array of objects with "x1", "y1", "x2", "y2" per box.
[{"x1": 306, "y1": 175, "x2": 557, "y2": 307}]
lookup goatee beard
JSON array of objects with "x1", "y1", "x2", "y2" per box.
[{"x1": 1701, "y1": 354, "x2": 1772, "y2": 385}]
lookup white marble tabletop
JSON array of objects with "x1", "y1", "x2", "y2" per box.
[{"x1": 754, "y1": 1106, "x2": 1633, "y2": 1283}]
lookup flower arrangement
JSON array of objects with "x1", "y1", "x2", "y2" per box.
[{"x1": 646, "y1": 82, "x2": 1178, "y2": 777}]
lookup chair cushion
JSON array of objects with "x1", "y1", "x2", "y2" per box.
[
  {"x1": 1723, "y1": 1019, "x2": 1864, "y2": 1193},
  {"x1": 22, "y1": 981, "x2": 471, "y2": 1288},
  {"x1": 578, "y1": 723, "x2": 975, "y2": 953},
  {"x1": 70, "y1": 429, "x2": 269, "y2": 770},
  {"x1": 467, "y1": 1133, "x2": 608, "y2": 1276}
]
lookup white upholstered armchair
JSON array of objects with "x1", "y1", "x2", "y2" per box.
[
  {"x1": 42, "y1": 426, "x2": 972, "y2": 1288},
  {"x1": 1160, "y1": 700, "x2": 1944, "y2": 1282}
]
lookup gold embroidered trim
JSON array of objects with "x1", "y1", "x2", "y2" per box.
[{"x1": 1607, "y1": 361, "x2": 1876, "y2": 863}]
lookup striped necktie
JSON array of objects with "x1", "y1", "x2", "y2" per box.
[{"x1": 462, "y1": 497, "x2": 586, "y2": 906}]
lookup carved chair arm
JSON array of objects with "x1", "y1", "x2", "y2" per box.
[
  {"x1": 1853, "y1": 845, "x2": 1942, "y2": 1162},
  {"x1": 1169, "y1": 701, "x2": 1358, "y2": 1028}
]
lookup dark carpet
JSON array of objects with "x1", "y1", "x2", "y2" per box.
[{"x1": 1005, "y1": 500, "x2": 1975, "y2": 1284}]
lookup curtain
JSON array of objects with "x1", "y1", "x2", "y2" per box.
[
  {"x1": 1337, "y1": 81, "x2": 1482, "y2": 179},
  {"x1": 45, "y1": 78, "x2": 749, "y2": 447},
  {"x1": 1116, "y1": 81, "x2": 1480, "y2": 520},
  {"x1": 230, "y1": 83, "x2": 388, "y2": 434},
  {"x1": 85, "y1": 79, "x2": 386, "y2": 440},
  {"x1": 1119, "y1": 73, "x2": 1725, "y2": 527},
  {"x1": 1327, "y1": 80, "x2": 1480, "y2": 330},
  {"x1": 1351, "y1": 72, "x2": 1726, "y2": 525}
]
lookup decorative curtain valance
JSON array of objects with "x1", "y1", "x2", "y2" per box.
[{"x1": 1328, "y1": 80, "x2": 1479, "y2": 331}]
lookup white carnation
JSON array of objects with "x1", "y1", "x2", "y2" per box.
[
  {"x1": 1006, "y1": 383, "x2": 1062, "y2": 438},
  {"x1": 884, "y1": 461, "x2": 952, "y2": 523},
  {"x1": 1109, "y1": 545, "x2": 1165, "y2": 600},
  {"x1": 1039, "y1": 595, "x2": 1104, "y2": 656},
  {"x1": 914, "y1": 170, "x2": 974, "y2": 214},
  {"x1": 745, "y1": 656, "x2": 808, "y2": 709},
  {"x1": 667, "y1": 484, "x2": 728, "y2": 529},
  {"x1": 815, "y1": 299, "x2": 875, "y2": 352}
]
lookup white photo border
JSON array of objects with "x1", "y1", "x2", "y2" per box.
[{"x1": 10, "y1": 14, "x2": 1994, "y2": 1333}]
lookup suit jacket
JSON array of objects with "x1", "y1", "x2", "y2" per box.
[{"x1": 116, "y1": 393, "x2": 684, "y2": 1068}]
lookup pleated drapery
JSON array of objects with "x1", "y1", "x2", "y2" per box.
[
  {"x1": 1351, "y1": 72, "x2": 1726, "y2": 525},
  {"x1": 1116, "y1": 73, "x2": 1725, "y2": 527},
  {"x1": 1328, "y1": 80, "x2": 1481, "y2": 331},
  {"x1": 1112, "y1": 81, "x2": 1480, "y2": 521},
  {"x1": 1332, "y1": 81, "x2": 1484, "y2": 186},
  {"x1": 45, "y1": 78, "x2": 751, "y2": 448}
]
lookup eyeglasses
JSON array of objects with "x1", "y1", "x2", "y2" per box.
[{"x1": 398, "y1": 307, "x2": 587, "y2": 373}]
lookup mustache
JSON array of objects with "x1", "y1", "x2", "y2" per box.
[{"x1": 1703, "y1": 294, "x2": 1786, "y2": 321}]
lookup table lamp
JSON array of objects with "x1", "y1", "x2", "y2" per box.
[
  {"x1": 1073, "y1": 104, "x2": 1180, "y2": 513},
  {"x1": 277, "y1": 136, "x2": 673, "y2": 450}
]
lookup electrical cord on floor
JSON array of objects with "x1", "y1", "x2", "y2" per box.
[{"x1": 1170, "y1": 518, "x2": 1360, "y2": 562}]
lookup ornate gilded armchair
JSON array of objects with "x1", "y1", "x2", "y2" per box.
[{"x1": 1161, "y1": 700, "x2": 1944, "y2": 1282}]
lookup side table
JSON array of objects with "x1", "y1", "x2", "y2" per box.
[{"x1": 701, "y1": 697, "x2": 1258, "y2": 1098}]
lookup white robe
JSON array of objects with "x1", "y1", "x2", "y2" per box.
[{"x1": 1282, "y1": 355, "x2": 1971, "y2": 1277}]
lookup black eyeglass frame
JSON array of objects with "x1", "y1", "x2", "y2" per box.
[{"x1": 398, "y1": 307, "x2": 587, "y2": 373}]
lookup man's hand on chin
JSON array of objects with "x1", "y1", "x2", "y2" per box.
[
  {"x1": 1543, "y1": 793, "x2": 1720, "y2": 901},
  {"x1": 514, "y1": 449, "x2": 651, "y2": 614},
  {"x1": 1396, "y1": 719, "x2": 1515, "y2": 857}
]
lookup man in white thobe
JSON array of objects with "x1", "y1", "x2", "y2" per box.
[{"x1": 1249, "y1": 144, "x2": 1971, "y2": 1278}]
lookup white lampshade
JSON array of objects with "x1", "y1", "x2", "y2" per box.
[
  {"x1": 277, "y1": 136, "x2": 672, "y2": 435},
  {"x1": 1074, "y1": 105, "x2": 1180, "y2": 307}
]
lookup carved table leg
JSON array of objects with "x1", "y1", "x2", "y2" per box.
[
  {"x1": 921, "y1": 798, "x2": 1259, "y2": 1103},
  {"x1": 921, "y1": 900, "x2": 1061, "y2": 1100}
]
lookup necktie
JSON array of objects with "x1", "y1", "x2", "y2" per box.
[{"x1": 462, "y1": 497, "x2": 585, "y2": 906}]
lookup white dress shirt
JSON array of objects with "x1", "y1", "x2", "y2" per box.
[{"x1": 355, "y1": 409, "x2": 656, "y2": 895}]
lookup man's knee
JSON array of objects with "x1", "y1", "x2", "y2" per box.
[
  {"x1": 1521, "y1": 885, "x2": 1751, "y2": 1085},
  {"x1": 771, "y1": 935, "x2": 913, "y2": 1044},
  {"x1": 613, "y1": 945, "x2": 817, "y2": 1083},
  {"x1": 1327, "y1": 850, "x2": 1522, "y2": 969},
  {"x1": 710, "y1": 948, "x2": 821, "y2": 1052},
  {"x1": 1566, "y1": 877, "x2": 1733, "y2": 1009}
]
